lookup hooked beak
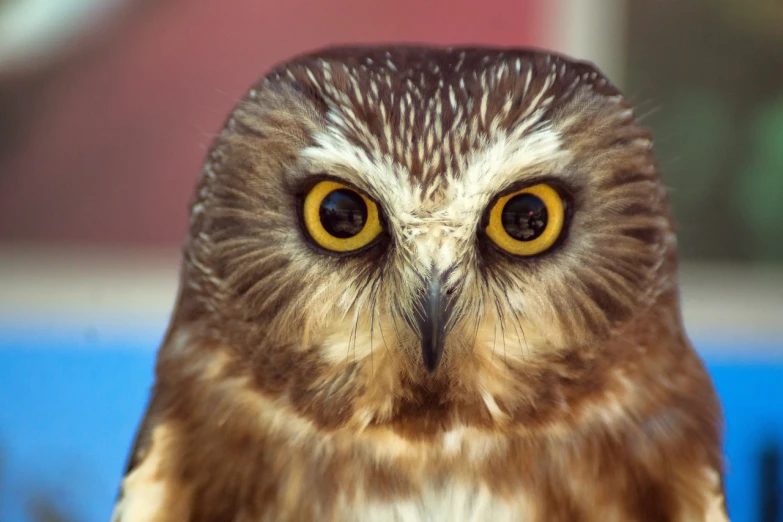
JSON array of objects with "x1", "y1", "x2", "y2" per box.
[{"x1": 416, "y1": 272, "x2": 454, "y2": 373}]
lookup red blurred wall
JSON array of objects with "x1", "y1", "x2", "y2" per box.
[{"x1": 0, "y1": 0, "x2": 547, "y2": 246}]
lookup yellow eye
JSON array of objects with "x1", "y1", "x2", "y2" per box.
[
  {"x1": 485, "y1": 183, "x2": 565, "y2": 257},
  {"x1": 302, "y1": 180, "x2": 382, "y2": 253}
]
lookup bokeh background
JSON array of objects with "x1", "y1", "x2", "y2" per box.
[{"x1": 0, "y1": 1, "x2": 781, "y2": 521}]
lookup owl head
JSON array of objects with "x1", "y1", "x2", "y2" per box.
[{"x1": 172, "y1": 46, "x2": 676, "y2": 430}]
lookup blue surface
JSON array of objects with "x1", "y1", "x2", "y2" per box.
[{"x1": 1, "y1": 326, "x2": 781, "y2": 522}]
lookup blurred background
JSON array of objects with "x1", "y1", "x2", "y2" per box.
[{"x1": 0, "y1": 0, "x2": 781, "y2": 521}]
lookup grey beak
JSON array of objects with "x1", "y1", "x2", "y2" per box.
[{"x1": 416, "y1": 272, "x2": 454, "y2": 373}]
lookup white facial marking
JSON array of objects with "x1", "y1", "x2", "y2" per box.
[{"x1": 300, "y1": 94, "x2": 566, "y2": 279}]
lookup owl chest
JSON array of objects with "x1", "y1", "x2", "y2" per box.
[{"x1": 328, "y1": 482, "x2": 531, "y2": 522}]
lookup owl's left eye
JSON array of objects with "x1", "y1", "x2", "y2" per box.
[
  {"x1": 302, "y1": 180, "x2": 383, "y2": 253},
  {"x1": 485, "y1": 183, "x2": 565, "y2": 257}
]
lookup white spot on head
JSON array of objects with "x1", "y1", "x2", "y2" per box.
[
  {"x1": 480, "y1": 91, "x2": 489, "y2": 125},
  {"x1": 448, "y1": 85, "x2": 457, "y2": 111},
  {"x1": 495, "y1": 63, "x2": 507, "y2": 82},
  {"x1": 523, "y1": 67, "x2": 532, "y2": 95},
  {"x1": 305, "y1": 68, "x2": 320, "y2": 90},
  {"x1": 455, "y1": 52, "x2": 465, "y2": 72}
]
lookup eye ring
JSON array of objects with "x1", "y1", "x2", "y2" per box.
[
  {"x1": 485, "y1": 183, "x2": 565, "y2": 257},
  {"x1": 302, "y1": 180, "x2": 383, "y2": 253}
]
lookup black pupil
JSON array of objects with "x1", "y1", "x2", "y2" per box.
[
  {"x1": 501, "y1": 194, "x2": 549, "y2": 241},
  {"x1": 319, "y1": 189, "x2": 368, "y2": 238}
]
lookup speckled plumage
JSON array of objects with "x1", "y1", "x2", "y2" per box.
[{"x1": 112, "y1": 46, "x2": 729, "y2": 522}]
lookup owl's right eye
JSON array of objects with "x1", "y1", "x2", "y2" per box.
[{"x1": 302, "y1": 180, "x2": 383, "y2": 253}]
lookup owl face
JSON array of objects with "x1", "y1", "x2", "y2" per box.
[{"x1": 184, "y1": 47, "x2": 675, "y2": 423}]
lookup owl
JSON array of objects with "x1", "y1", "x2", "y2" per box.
[{"x1": 111, "y1": 46, "x2": 729, "y2": 522}]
